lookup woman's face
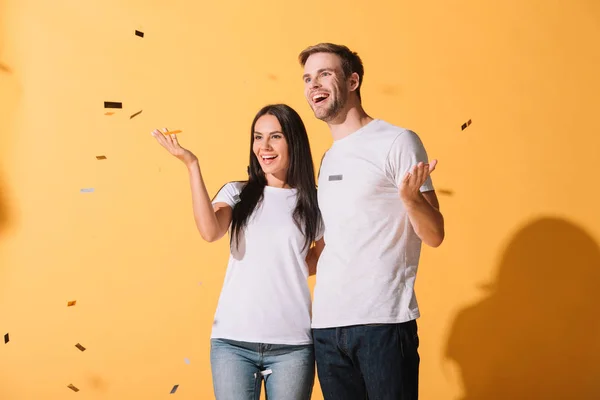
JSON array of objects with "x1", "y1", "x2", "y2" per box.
[{"x1": 252, "y1": 114, "x2": 289, "y2": 184}]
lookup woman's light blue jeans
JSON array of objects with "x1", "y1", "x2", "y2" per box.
[{"x1": 210, "y1": 338, "x2": 315, "y2": 400}]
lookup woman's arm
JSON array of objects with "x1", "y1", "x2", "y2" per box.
[
  {"x1": 152, "y1": 128, "x2": 232, "y2": 242},
  {"x1": 186, "y1": 160, "x2": 232, "y2": 242},
  {"x1": 306, "y1": 238, "x2": 325, "y2": 276}
]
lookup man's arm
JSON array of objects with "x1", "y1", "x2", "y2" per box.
[
  {"x1": 400, "y1": 161, "x2": 445, "y2": 248},
  {"x1": 403, "y1": 189, "x2": 444, "y2": 248}
]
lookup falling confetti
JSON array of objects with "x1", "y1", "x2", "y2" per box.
[
  {"x1": 67, "y1": 300, "x2": 77, "y2": 307},
  {"x1": 170, "y1": 384, "x2": 179, "y2": 394},
  {"x1": 461, "y1": 119, "x2": 472, "y2": 131},
  {"x1": 184, "y1": 358, "x2": 190, "y2": 364},
  {"x1": 135, "y1": 30, "x2": 144, "y2": 38},
  {"x1": 80, "y1": 188, "x2": 94, "y2": 193},
  {"x1": 104, "y1": 101, "x2": 122, "y2": 109},
  {"x1": 381, "y1": 85, "x2": 400, "y2": 96},
  {"x1": 67, "y1": 384, "x2": 79, "y2": 392},
  {"x1": 104, "y1": 112, "x2": 115, "y2": 116},
  {"x1": 438, "y1": 189, "x2": 454, "y2": 196},
  {"x1": 130, "y1": 110, "x2": 143, "y2": 119},
  {"x1": 75, "y1": 343, "x2": 86, "y2": 352},
  {"x1": 4, "y1": 333, "x2": 9, "y2": 344},
  {"x1": 162, "y1": 130, "x2": 182, "y2": 135},
  {"x1": 96, "y1": 155, "x2": 107, "y2": 160}
]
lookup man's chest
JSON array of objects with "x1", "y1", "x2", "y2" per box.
[{"x1": 317, "y1": 150, "x2": 400, "y2": 217}]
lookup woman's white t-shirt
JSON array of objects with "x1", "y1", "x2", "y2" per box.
[{"x1": 210, "y1": 181, "x2": 319, "y2": 345}]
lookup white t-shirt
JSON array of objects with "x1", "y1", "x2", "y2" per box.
[
  {"x1": 210, "y1": 181, "x2": 320, "y2": 345},
  {"x1": 312, "y1": 119, "x2": 435, "y2": 329}
]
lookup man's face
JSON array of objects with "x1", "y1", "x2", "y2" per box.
[{"x1": 302, "y1": 52, "x2": 349, "y2": 122}]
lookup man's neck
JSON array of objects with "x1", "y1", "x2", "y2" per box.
[{"x1": 327, "y1": 104, "x2": 373, "y2": 141}]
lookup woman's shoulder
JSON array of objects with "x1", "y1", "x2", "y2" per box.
[
  {"x1": 212, "y1": 180, "x2": 248, "y2": 205},
  {"x1": 219, "y1": 180, "x2": 247, "y2": 194}
]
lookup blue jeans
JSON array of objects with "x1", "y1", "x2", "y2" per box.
[
  {"x1": 312, "y1": 320, "x2": 420, "y2": 400},
  {"x1": 210, "y1": 338, "x2": 315, "y2": 400}
]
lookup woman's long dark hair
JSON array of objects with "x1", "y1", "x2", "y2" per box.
[{"x1": 230, "y1": 104, "x2": 321, "y2": 252}]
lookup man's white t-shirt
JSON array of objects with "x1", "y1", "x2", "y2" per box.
[
  {"x1": 312, "y1": 119, "x2": 435, "y2": 329},
  {"x1": 210, "y1": 182, "x2": 320, "y2": 344}
]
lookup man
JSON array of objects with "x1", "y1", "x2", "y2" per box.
[{"x1": 298, "y1": 43, "x2": 445, "y2": 399}]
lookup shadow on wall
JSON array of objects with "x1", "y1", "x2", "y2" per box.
[
  {"x1": 0, "y1": 1, "x2": 7, "y2": 74},
  {"x1": 0, "y1": 7, "x2": 16, "y2": 240},
  {"x1": 0, "y1": 13, "x2": 7, "y2": 237},
  {"x1": 445, "y1": 217, "x2": 600, "y2": 399}
]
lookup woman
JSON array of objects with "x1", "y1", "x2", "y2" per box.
[{"x1": 151, "y1": 104, "x2": 325, "y2": 400}]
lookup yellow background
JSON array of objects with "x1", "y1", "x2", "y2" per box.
[{"x1": 2, "y1": 0, "x2": 600, "y2": 398}]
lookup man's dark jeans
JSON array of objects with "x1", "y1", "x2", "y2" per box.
[{"x1": 312, "y1": 320, "x2": 420, "y2": 400}]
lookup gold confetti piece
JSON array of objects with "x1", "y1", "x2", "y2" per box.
[
  {"x1": 163, "y1": 130, "x2": 182, "y2": 135},
  {"x1": 438, "y1": 189, "x2": 454, "y2": 196},
  {"x1": 67, "y1": 384, "x2": 79, "y2": 392},
  {"x1": 67, "y1": 300, "x2": 76, "y2": 307},
  {"x1": 75, "y1": 343, "x2": 86, "y2": 351},
  {"x1": 104, "y1": 112, "x2": 114, "y2": 116},
  {"x1": 96, "y1": 155, "x2": 107, "y2": 160}
]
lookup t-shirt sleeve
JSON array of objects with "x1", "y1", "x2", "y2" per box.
[
  {"x1": 386, "y1": 130, "x2": 435, "y2": 192},
  {"x1": 211, "y1": 182, "x2": 243, "y2": 208},
  {"x1": 317, "y1": 151, "x2": 327, "y2": 181}
]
